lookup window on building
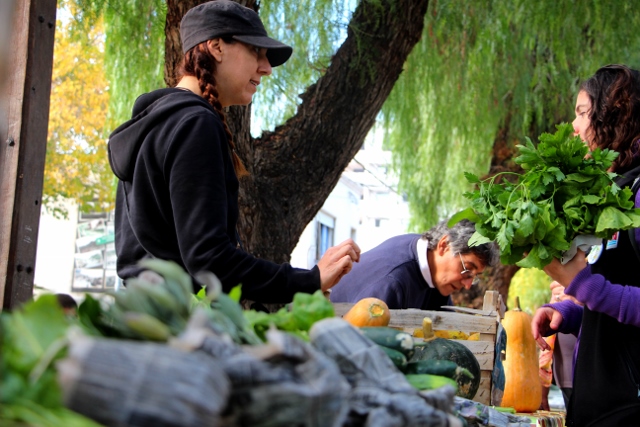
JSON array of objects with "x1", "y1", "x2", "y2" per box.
[{"x1": 315, "y1": 212, "x2": 335, "y2": 262}]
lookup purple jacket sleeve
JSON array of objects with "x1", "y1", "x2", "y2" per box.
[
  {"x1": 560, "y1": 189, "x2": 640, "y2": 328},
  {"x1": 542, "y1": 300, "x2": 583, "y2": 336},
  {"x1": 563, "y1": 265, "x2": 640, "y2": 328}
]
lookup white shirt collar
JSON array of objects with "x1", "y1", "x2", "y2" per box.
[{"x1": 417, "y1": 238, "x2": 434, "y2": 288}]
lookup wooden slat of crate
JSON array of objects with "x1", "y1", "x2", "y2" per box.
[
  {"x1": 475, "y1": 371, "x2": 492, "y2": 405},
  {"x1": 392, "y1": 309, "x2": 496, "y2": 335},
  {"x1": 452, "y1": 340, "x2": 495, "y2": 371}
]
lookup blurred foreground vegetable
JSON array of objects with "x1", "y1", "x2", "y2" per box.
[
  {"x1": 243, "y1": 290, "x2": 335, "y2": 341},
  {"x1": 0, "y1": 295, "x2": 103, "y2": 426}
]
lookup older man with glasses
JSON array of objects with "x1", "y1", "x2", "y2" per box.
[{"x1": 330, "y1": 219, "x2": 499, "y2": 310}]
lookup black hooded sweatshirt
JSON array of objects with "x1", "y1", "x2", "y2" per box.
[{"x1": 108, "y1": 88, "x2": 320, "y2": 302}]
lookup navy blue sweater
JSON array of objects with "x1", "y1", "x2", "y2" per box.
[{"x1": 329, "y1": 234, "x2": 451, "y2": 310}]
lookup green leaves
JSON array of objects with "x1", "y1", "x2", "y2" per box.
[
  {"x1": 457, "y1": 123, "x2": 640, "y2": 269},
  {"x1": 244, "y1": 290, "x2": 335, "y2": 342},
  {"x1": 1, "y1": 295, "x2": 71, "y2": 408}
]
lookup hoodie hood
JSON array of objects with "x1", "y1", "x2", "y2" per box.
[{"x1": 108, "y1": 88, "x2": 215, "y2": 181}]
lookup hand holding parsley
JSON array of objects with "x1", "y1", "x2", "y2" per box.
[{"x1": 450, "y1": 123, "x2": 640, "y2": 269}]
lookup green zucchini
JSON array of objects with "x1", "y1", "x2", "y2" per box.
[
  {"x1": 360, "y1": 327, "x2": 415, "y2": 358},
  {"x1": 493, "y1": 406, "x2": 516, "y2": 414},
  {"x1": 404, "y1": 359, "x2": 474, "y2": 381},
  {"x1": 404, "y1": 374, "x2": 458, "y2": 391},
  {"x1": 379, "y1": 345, "x2": 407, "y2": 369}
]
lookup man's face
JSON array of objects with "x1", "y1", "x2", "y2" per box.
[{"x1": 431, "y1": 237, "x2": 485, "y2": 296}]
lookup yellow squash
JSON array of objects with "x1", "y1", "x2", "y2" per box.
[
  {"x1": 342, "y1": 297, "x2": 391, "y2": 327},
  {"x1": 500, "y1": 296, "x2": 542, "y2": 412}
]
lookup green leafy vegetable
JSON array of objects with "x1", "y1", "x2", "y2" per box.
[
  {"x1": 1, "y1": 296, "x2": 101, "y2": 426},
  {"x1": 244, "y1": 290, "x2": 335, "y2": 341},
  {"x1": 1, "y1": 295, "x2": 70, "y2": 408},
  {"x1": 451, "y1": 123, "x2": 640, "y2": 269}
]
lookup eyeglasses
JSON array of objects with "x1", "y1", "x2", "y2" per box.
[{"x1": 458, "y1": 253, "x2": 480, "y2": 286}]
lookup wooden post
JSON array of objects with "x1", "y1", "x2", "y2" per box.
[{"x1": 0, "y1": 0, "x2": 57, "y2": 310}]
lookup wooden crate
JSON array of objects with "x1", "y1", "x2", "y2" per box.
[{"x1": 333, "y1": 290, "x2": 505, "y2": 405}]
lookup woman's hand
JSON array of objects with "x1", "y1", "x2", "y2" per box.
[
  {"x1": 317, "y1": 239, "x2": 361, "y2": 292},
  {"x1": 543, "y1": 249, "x2": 588, "y2": 287},
  {"x1": 531, "y1": 306, "x2": 564, "y2": 351},
  {"x1": 549, "y1": 280, "x2": 582, "y2": 305}
]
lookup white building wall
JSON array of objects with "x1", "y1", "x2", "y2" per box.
[
  {"x1": 289, "y1": 177, "x2": 361, "y2": 269},
  {"x1": 290, "y1": 145, "x2": 411, "y2": 269},
  {"x1": 34, "y1": 202, "x2": 77, "y2": 294}
]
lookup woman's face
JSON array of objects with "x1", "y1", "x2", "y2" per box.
[
  {"x1": 572, "y1": 90, "x2": 595, "y2": 150},
  {"x1": 211, "y1": 39, "x2": 272, "y2": 107}
]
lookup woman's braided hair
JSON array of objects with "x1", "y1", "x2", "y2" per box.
[{"x1": 180, "y1": 41, "x2": 249, "y2": 177}]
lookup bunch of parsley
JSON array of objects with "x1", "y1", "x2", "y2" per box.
[{"x1": 450, "y1": 123, "x2": 640, "y2": 269}]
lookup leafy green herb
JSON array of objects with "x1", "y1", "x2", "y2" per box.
[
  {"x1": 450, "y1": 123, "x2": 640, "y2": 269},
  {"x1": 244, "y1": 290, "x2": 335, "y2": 341},
  {"x1": 1, "y1": 295, "x2": 70, "y2": 408},
  {"x1": 0, "y1": 295, "x2": 102, "y2": 426}
]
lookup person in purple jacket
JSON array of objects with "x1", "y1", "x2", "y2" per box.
[{"x1": 531, "y1": 64, "x2": 640, "y2": 427}]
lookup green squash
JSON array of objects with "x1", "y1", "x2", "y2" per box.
[{"x1": 410, "y1": 337, "x2": 481, "y2": 399}]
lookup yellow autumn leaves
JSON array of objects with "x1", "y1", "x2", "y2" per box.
[{"x1": 44, "y1": 4, "x2": 114, "y2": 217}]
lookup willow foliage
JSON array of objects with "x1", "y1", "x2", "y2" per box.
[
  {"x1": 61, "y1": 0, "x2": 640, "y2": 226},
  {"x1": 383, "y1": 0, "x2": 640, "y2": 231},
  {"x1": 70, "y1": 0, "x2": 166, "y2": 128},
  {"x1": 68, "y1": 0, "x2": 351, "y2": 128},
  {"x1": 46, "y1": 3, "x2": 112, "y2": 217},
  {"x1": 252, "y1": 0, "x2": 357, "y2": 129}
]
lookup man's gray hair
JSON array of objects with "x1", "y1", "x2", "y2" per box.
[{"x1": 422, "y1": 219, "x2": 499, "y2": 267}]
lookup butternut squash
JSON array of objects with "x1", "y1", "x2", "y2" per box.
[
  {"x1": 500, "y1": 296, "x2": 542, "y2": 412},
  {"x1": 342, "y1": 297, "x2": 390, "y2": 327}
]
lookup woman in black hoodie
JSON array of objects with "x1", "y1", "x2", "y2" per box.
[{"x1": 107, "y1": 0, "x2": 360, "y2": 305}]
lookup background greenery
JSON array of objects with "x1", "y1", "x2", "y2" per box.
[
  {"x1": 507, "y1": 268, "x2": 552, "y2": 315},
  {"x1": 43, "y1": 0, "x2": 636, "y2": 311},
  {"x1": 47, "y1": 0, "x2": 640, "y2": 227}
]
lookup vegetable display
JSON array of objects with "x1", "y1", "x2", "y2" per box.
[
  {"x1": 450, "y1": 123, "x2": 640, "y2": 269},
  {"x1": 1, "y1": 259, "x2": 536, "y2": 426},
  {"x1": 410, "y1": 318, "x2": 481, "y2": 399},
  {"x1": 410, "y1": 337, "x2": 481, "y2": 400}
]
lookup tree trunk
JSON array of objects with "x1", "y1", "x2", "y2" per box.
[{"x1": 164, "y1": 0, "x2": 430, "y2": 263}]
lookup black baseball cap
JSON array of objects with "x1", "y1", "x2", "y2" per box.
[{"x1": 180, "y1": 0, "x2": 293, "y2": 67}]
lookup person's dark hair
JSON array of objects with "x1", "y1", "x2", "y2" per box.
[
  {"x1": 179, "y1": 40, "x2": 249, "y2": 178},
  {"x1": 55, "y1": 293, "x2": 78, "y2": 310},
  {"x1": 422, "y1": 219, "x2": 499, "y2": 267},
  {"x1": 580, "y1": 64, "x2": 640, "y2": 173}
]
